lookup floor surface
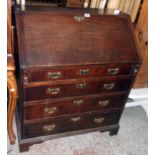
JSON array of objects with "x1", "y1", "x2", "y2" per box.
[{"x1": 8, "y1": 106, "x2": 148, "y2": 155}]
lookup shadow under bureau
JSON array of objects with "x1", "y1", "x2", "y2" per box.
[{"x1": 14, "y1": 5, "x2": 141, "y2": 152}]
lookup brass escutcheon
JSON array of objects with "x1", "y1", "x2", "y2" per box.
[
  {"x1": 107, "y1": 68, "x2": 119, "y2": 75},
  {"x1": 74, "y1": 16, "x2": 85, "y2": 22},
  {"x1": 80, "y1": 69, "x2": 90, "y2": 75}
]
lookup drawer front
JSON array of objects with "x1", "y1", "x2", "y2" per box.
[
  {"x1": 24, "y1": 93, "x2": 127, "y2": 121},
  {"x1": 24, "y1": 64, "x2": 133, "y2": 83},
  {"x1": 24, "y1": 111, "x2": 121, "y2": 138},
  {"x1": 24, "y1": 78, "x2": 132, "y2": 102}
]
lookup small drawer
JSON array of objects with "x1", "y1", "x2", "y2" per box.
[
  {"x1": 23, "y1": 111, "x2": 121, "y2": 138},
  {"x1": 23, "y1": 64, "x2": 133, "y2": 84},
  {"x1": 24, "y1": 93, "x2": 127, "y2": 121},
  {"x1": 24, "y1": 78, "x2": 132, "y2": 102}
]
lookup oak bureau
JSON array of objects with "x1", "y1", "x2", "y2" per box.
[{"x1": 14, "y1": 5, "x2": 141, "y2": 152}]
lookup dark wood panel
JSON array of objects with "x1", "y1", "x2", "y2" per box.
[
  {"x1": 66, "y1": 0, "x2": 83, "y2": 8},
  {"x1": 15, "y1": 6, "x2": 140, "y2": 68},
  {"x1": 24, "y1": 92, "x2": 127, "y2": 121},
  {"x1": 24, "y1": 64, "x2": 133, "y2": 83},
  {"x1": 24, "y1": 78, "x2": 133, "y2": 101},
  {"x1": 24, "y1": 110, "x2": 121, "y2": 138}
]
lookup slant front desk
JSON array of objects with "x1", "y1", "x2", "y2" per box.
[{"x1": 14, "y1": 5, "x2": 141, "y2": 152}]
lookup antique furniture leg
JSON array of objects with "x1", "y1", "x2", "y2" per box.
[
  {"x1": 109, "y1": 125, "x2": 120, "y2": 136},
  {"x1": 7, "y1": 71, "x2": 18, "y2": 144},
  {"x1": 100, "y1": 124, "x2": 120, "y2": 136}
]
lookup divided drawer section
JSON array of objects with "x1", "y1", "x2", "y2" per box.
[
  {"x1": 24, "y1": 93, "x2": 127, "y2": 122},
  {"x1": 23, "y1": 110, "x2": 122, "y2": 138},
  {"x1": 24, "y1": 78, "x2": 133, "y2": 102},
  {"x1": 23, "y1": 64, "x2": 133, "y2": 84}
]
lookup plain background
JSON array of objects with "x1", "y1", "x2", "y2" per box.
[{"x1": 0, "y1": 0, "x2": 153, "y2": 154}]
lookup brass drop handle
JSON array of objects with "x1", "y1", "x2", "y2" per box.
[
  {"x1": 71, "y1": 117, "x2": 81, "y2": 122},
  {"x1": 44, "y1": 107, "x2": 57, "y2": 114},
  {"x1": 103, "y1": 83, "x2": 115, "y2": 90},
  {"x1": 80, "y1": 69, "x2": 90, "y2": 75},
  {"x1": 94, "y1": 117, "x2": 104, "y2": 124},
  {"x1": 48, "y1": 72, "x2": 61, "y2": 80},
  {"x1": 43, "y1": 124, "x2": 56, "y2": 132},
  {"x1": 47, "y1": 88, "x2": 60, "y2": 95},
  {"x1": 73, "y1": 99, "x2": 84, "y2": 106},
  {"x1": 107, "y1": 68, "x2": 119, "y2": 75},
  {"x1": 98, "y1": 100, "x2": 109, "y2": 107},
  {"x1": 76, "y1": 83, "x2": 87, "y2": 89}
]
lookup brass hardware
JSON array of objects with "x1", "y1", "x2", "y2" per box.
[
  {"x1": 98, "y1": 100, "x2": 109, "y2": 107},
  {"x1": 43, "y1": 124, "x2": 55, "y2": 132},
  {"x1": 47, "y1": 88, "x2": 60, "y2": 95},
  {"x1": 107, "y1": 68, "x2": 119, "y2": 75},
  {"x1": 80, "y1": 69, "x2": 90, "y2": 75},
  {"x1": 103, "y1": 83, "x2": 115, "y2": 90},
  {"x1": 134, "y1": 65, "x2": 140, "y2": 74},
  {"x1": 94, "y1": 117, "x2": 104, "y2": 124},
  {"x1": 24, "y1": 76, "x2": 28, "y2": 84},
  {"x1": 71, "y1": 117, "x2": 81, "y2": 122},
  {"x1": 73, "y1": 99, "x2": 84, "y2": 106},
  {"x1": 44, "y1": 107, "x2": 57, "y2": 114},
  {"x1": 76, "y1": 83, "x2": 87, "y2": 89},
  {"x1": 48, "y1": 72, "x2": 61, "y2": 80},
  {"x1": 74, "y1": 16, "x2": 85, "y2": 22}
]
